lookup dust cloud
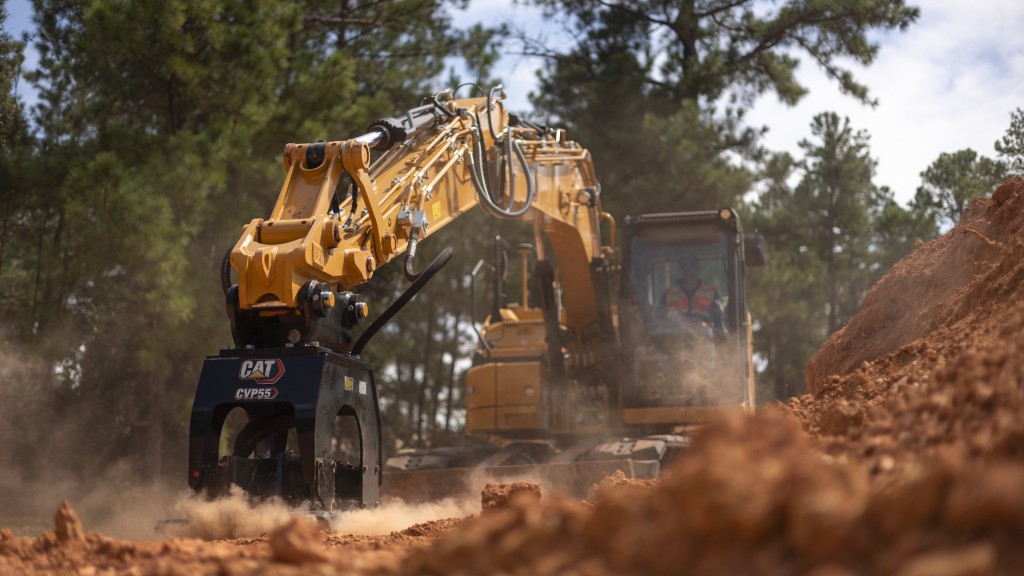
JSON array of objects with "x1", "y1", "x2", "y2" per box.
[
  {"x1": 0, "y1": 329, "x2": 184, "y2": 539},
  {"x1": 671, "y1": 336, "x2": 749, "y2": 407},
  {"x1": 164, "y1": 486, "x2": 296, "y2": 540},
  {"x1": 327, "y1": 497, "x2": 478, "y2": 535},
  {"x1": 630, "y1": 333, "x2": 750, "y2": 409},
  {"x1": 161, "y1": 486, "x2": 480, "y2": 540}
]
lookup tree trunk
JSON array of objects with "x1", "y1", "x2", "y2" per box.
[
  {"x1": 674, "y1": 0, "x2": 701, "y2": 102},
  {"x1": 147, "y1": 373, "x2": 164, "y2": 483},
  {"x1": 428, "y1": 313, "x2": 456, "y2": 439},
  {"x1": 337, "y1": 0, "x2": 349, "y2": 51},
  {"x1": 0, "y1": 210, "x2": 8, "y2": 285},
  {"x1": 443, "y1": 313, "x2": 462, "y2": 432},
  {"x1": 826, "y1": 188, "x2": 839, "y2": 335},
  {"x1": 416, "y1": 306, "x2": 437, "y2": 446},
  {"x1": 29, "y1": 214, "x2": 45, "y2": 336},
  {"x1": 404, "y1": 359, "x2": 417, "y2": 438}
]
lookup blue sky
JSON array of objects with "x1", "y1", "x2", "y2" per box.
[{"x1": 6, "y1": 0, "x2": 1024, "y2": 205}]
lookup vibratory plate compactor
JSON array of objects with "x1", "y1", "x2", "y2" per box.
[{"x1": 187, "y1": 344, "x2": 384, "y2": 513}]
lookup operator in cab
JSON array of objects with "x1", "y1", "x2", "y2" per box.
[{"x1": 662, "y1": 254, "x2": 725, "y2": 335}]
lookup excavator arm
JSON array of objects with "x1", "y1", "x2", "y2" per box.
[{"x1": 227, "y1": 89, "x2": 608, "y2": 354}]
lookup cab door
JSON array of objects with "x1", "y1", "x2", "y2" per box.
[{"x1": 618, "y1": 211, "x2": 755, "y2": 430}]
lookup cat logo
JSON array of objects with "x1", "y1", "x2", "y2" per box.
[{"x1": 238, "y1": 359, "x2": 286, "y2": 385}]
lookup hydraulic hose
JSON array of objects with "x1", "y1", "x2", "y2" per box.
[
  {"x1": 343, "y1": 181, "x2": 359, "y2": 230},
  {"x1": 486, "y1": 85, "x2": 502, "y2": 141},
  {"x1": 221, "y1": 249, "x2": 232, "y2": 296},
  {"x1": 351, "y1": 247, "x2": 454, "y2": 356},
  {"x1": 468, "y1": 125, "x2": 536, "y2": 219}
]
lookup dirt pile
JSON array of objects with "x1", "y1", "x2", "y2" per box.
[
  {"x1": 794, "y1": 176, "x2": 1024, "y2": 473},
  {"x1": 583, "y1": 469, "x2": 659, "y2": 506},
  {"x1": 0, "y1": 500, "x2": 461, "y2": 575},
  {"x1": 4, "y1": 179, "x2": 1024, "y2": 574},
  {"x1": 806, "y1": 176, "x2": 1024, "y2": 393},
  {"x1": 396, "y1": 408, "x2": 1024, "y2": 575},
  {"x1": 268, "y1": 517, "x2": 330, "y2": 564},
  {"x1": 22, "y1": 402, "x2": 1021, "y2": 575}
]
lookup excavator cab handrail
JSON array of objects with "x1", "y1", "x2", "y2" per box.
[{"x1": 470, "y1": 258, "x2": 494, "y2": 358}]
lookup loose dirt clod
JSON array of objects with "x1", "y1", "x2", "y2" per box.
[
  {"x1": 53, "y1": 501, "x2": 84, "y2": 543},
  {"x1": 583, "y1": 469, "x2": 659, "y2": 506},
  {"x1": 480, "y1": 482, "x2": 542, "y2": 513},
  {"x1": 268, "y1": 517, "x2": 329, "y2": 564}
]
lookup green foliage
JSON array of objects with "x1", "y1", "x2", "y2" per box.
[
  {"x1": 745, "y1": 152, "x2": 827, "y2": 399},
  {"x1": 0, "y1": 1, "x2": 25, "y2": 153},
  {"x1": 796, "y1": 112, "x2": 876, "y2": 334},
  {"x1": 995, "y1": 107, "x2": 1024, "y2": 174},
  {"x1": 525, "y1": 1, "x2": 764, "y2": 217},
  {"x1": 870, "y1": 185, "x2": 935, "y2": 274},
  {"x1": 527, "y1": 0, "x2": 918, "y2": 107},
  {"x1": 523, "y1": 0, "x2": 919, "y2": 227},
  {"x1": 914, "y1": 149, "x2": 1006, "y2": 227},
  {"x1": 746, "y1": 114, "x2": 936, "y2": 398},
  {"x1": 1, "y1": 0, "x2": 498, "y2": 485}
]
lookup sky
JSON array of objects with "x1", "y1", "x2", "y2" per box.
[{"x1": 6, "y1": 0, "x2": 1024, "y2": 205}]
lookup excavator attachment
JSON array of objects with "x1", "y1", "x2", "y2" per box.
[{"x1": 188, "y1": 346, "x2": 383, "y2": 511}]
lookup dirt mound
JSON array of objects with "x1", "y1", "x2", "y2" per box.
[
  {"x1": 806, "y1": 176, "x2": 1024, "y2": 394},
  {"x1": 8, "y1": 422, "x2": 1024, "y2": 575},
  {"x1": 5, "y1": 180, "x2": 1024, "y2": 575},
  {"x1": 268, "y1": 517, "x2": 330, "y2": 564},
  {"x1": 794, "y1": 177, "x2": 1024, "y2": 474},
  {"x1": 396, "y1": 408, "x2": 1024, "y2": 575}
]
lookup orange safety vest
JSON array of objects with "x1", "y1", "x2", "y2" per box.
[{"x1": 665, "y1": 282, "x2": 717, "y2": 319}]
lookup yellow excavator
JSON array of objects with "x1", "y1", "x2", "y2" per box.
[{"x1": 187, "y1": 88, "x2": 765, "y2": 511}]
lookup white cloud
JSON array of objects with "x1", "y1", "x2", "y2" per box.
[
  {"x1": 458, "y1": 0, "x2": 1024, "y2": 205},
  {"x1": 746, "y1": 0, "x2": 1024, "y2": 203}
]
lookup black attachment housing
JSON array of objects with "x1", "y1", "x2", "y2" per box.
[{"x1": 188, "y1": 346, "x2": 383, "y2": 510}]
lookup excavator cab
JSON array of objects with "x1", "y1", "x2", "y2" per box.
[{"x1": 619, "y1": 209, "x2": 763, "y2": 429}]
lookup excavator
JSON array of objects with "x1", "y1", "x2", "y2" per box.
[{"x1": 187, "y1": 87, "x2": 765, "y2": 513}]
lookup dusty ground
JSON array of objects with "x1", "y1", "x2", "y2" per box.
[{"x1": 3, "y1": 177, "x2": 1024, "y2": 575}]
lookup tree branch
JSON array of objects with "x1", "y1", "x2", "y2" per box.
[
  {"x1": 304, "y1": 15, "x2": 378, "y2": 27},
  {"x1": 695, "y1": 0, "x2": 753, "y2": 19},
  {"x1": 595, "y1": 0, "x2": 674, "y2": 27}
]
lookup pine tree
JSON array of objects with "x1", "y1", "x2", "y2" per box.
[
  {"x1": 915, "y1": 149, "x2": 1006, "y2": 228},
  {"x1": 995, "y1": 108, "x2": 1024, "y2": 175},
  {"x1": 796, "y1": 112, "x2": 876, "y2": 335},
  {"x1": 8, "y1": 0, "x2": 496, "y2": 482}
]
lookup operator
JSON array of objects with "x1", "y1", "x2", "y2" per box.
[{"x1": 662, "y1": 255, "x2": 725, "y2": 334}]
